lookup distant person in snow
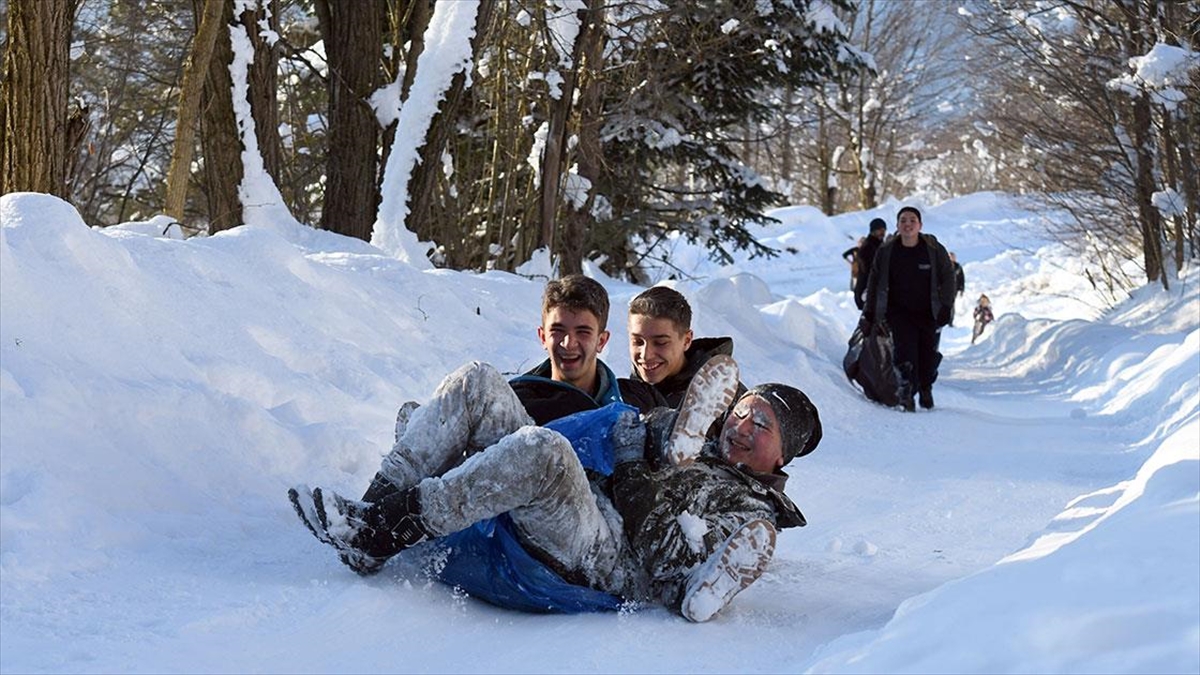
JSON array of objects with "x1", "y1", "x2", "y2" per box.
[
  {"x1": 948, "y1": 252, "x2": 965, "y2": 326},
  {"x1": 288, "y1": 356, "x2": 821, "y2": 622},
  {"x1": 852, "y1": 218, "x2": 889, "y2": 310},
  {"x1": 972, "y1": 294, "x2": 994, "y2": 344},
  {"x1": 843, "y1": 237, "x2": 864, "y2": 290},
  {"x1": 861, "y1": 206, "x2": 956, "y2": 412}
]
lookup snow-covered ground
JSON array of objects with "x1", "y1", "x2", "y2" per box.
[{"x1": 1, "y1": 191, "x2": 1196, "y2": 674}]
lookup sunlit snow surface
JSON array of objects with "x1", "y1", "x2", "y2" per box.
[{"x1": 1, "y1": 190, "x2": 1196, "y2": 674}]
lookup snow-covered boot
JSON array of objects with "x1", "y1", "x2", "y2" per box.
[
  {"x1": 680, "y1": 519, "x2": 776, "y2": 623},
  {"x1": 288, "y1": 485, "x2": 431, "y2": 576},
  {"x1": 667, "y1": 354, "x2": 740, "y2": 466},
  {"x1": 288, "y1": 485, "x2": 388, "y2": 576},
  {"x1": 360, "y1": 471, "x2": 400, "y2": 503},
  {"x1": 393, "y1": 400, "x2": 421, "y2": 444}
]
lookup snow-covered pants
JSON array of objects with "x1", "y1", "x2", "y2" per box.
[
  {"x1": 378, "y1": 361, "x2": 628, "y2": 592},
  {"x1": 378, "y1": 360, "x2": 535, "y2": 490}
]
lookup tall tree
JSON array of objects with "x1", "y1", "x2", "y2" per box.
[
  {"x1": 1, "y1": 0, "x2": 76, "y2": 197},
  {"x1": 315, "y1": 0, "x2": 383, "y2": 241},
  {"x1": 163, "y1": 0, "x2": 225, "y2": 220},
  {"x1": 199, "y1": 0, "x2": 243, "y2": 234}
]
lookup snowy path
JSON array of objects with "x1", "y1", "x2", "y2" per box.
[
  {"x1": 8, "y1": 339, "x2": 1141, "y2": 674},
  {"x1": 3, "y1": 193, "x2": 1195, "y2": 674}
]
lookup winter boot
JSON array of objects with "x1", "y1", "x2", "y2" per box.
[
  {"x1": 918, "y1": 386, "x2": 934, "y2": 410},
  {"x1": 680, "y1": 519, "x2": 776, "y2": 623},
  {"x1": 289, "y1": 485, "x2": 388, "y2": 575},
  {"x1": 361, "y1": 471, "x2": 401, "y2": 503},
  {"x1": 288, "y1": 484, "x2": 431, "y2": 576},
  {"x1": 393, "y1": 400, "x2": 421, "y2": 444},
  {"x1": 667, "y1": 354, "x2": 740, "y2": 466}
]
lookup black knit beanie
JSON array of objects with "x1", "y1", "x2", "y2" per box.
[
  {"x1": 742, "y1": 384, "x2": 822, "y2": 463},
  {"x1": 869, "y1": 218, "x2": 887, "y2": 233}
]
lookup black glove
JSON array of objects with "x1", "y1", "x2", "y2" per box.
[{"x1": 936, "y1": 306, "x2": 952, "y2": 327}]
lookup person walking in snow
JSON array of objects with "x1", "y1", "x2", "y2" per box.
[
  {"x1": 861, "y1": 206, "x2": 956, "y2": 411},
  {"x1": 626, "y1": 285, "x2": 747, "y2": 408},
  {"x1": 853, "y1": 218, "x2": 889, "y2": 311},
  {"x1": 972, "y1": 294, "x2": 994, "y2": 344},
  {"x1": 948, "y1": 252, "x2": 965, "y2": 326},
  {"x1": 288, "y1": 356, "x2": 821, "y2": 622},
  {"x1": 843, "y1": 237, "x2": 864, "y2": 290}
]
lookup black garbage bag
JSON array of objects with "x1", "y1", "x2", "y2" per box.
[
  {"x1": 844, "y1": 321, "x2": 908, "y2": 407},
  {"x1": 842, "y1": 326, "x2": 865, "y2": 383}
]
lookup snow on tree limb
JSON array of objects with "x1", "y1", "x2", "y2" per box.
[{"x1": 372, "y1": 0, "x2": 481, "y2": 267}]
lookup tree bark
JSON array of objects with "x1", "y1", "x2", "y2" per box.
[
  {"x1": 200, "y1": 0, "x2": 243, "y2": 234},
  {"x1": 316, "y1": 0, "x2": 383, "y2": 241},
  {"x1": 244, "y1": 0, "x2": 282, "y2": 184},
  {"x1": 164, "y1": 0, "x2": 226, "y2": 220},
  {"x1": 1, "y1": 0, "x2": 75, "y2": 197},
  {"x1": 556, "y1": 1, "x2": 606, "y2": 276},
  {"x1": 406, "y1": 0, "x2": 496, "y2": 245}
]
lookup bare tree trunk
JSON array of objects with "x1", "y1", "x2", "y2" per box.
[
  {"x1": 406, "y1": 0, "x2": 496, "y2": 245},
  {"x1": 200, "y1": 0, "x2": 243, "y2": 234},
  {"x1": 1173, "y1": 110, "x2": 1200, "y2": 261},
  {"x1": 244, "y1": 0, "x2": 282, "y2": 183},
  {"x1": 317, "y1": 0, "x2": 383, "y2": 241},
  {"x1": 557, "y1": 1, "x2": 606, "y2": 277},
  {"x1": 164, "y1": 0, "x2": 225, "y2": 220},
  {"x1": 817, "y1": 106, "x2": 836, "y2": 215},
  {"x1": 1120, "y1": 2, "x2": 1166, "y2": 287},
  {"x1": 1131, "y1": 88, "x2": 1165, "y2": 286},
  {"x1": 378, "y1": 0, "x2": 431, "y2": 200},
  {"x1": 1, "y1": 0, "x2": 75, "y2": 197}
]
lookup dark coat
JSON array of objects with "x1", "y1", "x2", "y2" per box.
[
  {"x1": 509, "y1": 359, "x2": 626, "y2": 425},
  {"x1": 863, "y1": 233, "x2": 956, "y2": 327},
  {"x1": 630, "y1": 336, "x2": 747, "y2": 408},
  {"x1": 611, "y1": 446, "x2": 805, "y2": 590},
  {"x1": 853, "y1": 234, "x2": 884, "y2": 310}
]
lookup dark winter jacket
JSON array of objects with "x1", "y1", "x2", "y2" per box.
[
  {"x1": 509, "y1": 359, "x2": 626, "y2": 425},
  {"x1": 618, "y1": 378, "x2": 669, "y2": 412},
  {"x1": 863, "y1": 233, "x2": 956, "y2": 327},
  {"x1": 611, "y1": 442, "x2": 805, "y2": 598},
  {"x1": 853, "y1": 234, "x2": 885, "y2": 310},
  {"x1": 630, "y1": 336, "x2": 748, "y2": 408}
]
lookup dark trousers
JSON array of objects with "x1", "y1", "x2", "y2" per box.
[{"x1": 887, "y1": 311, "x2": 942, "y2": 392}]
